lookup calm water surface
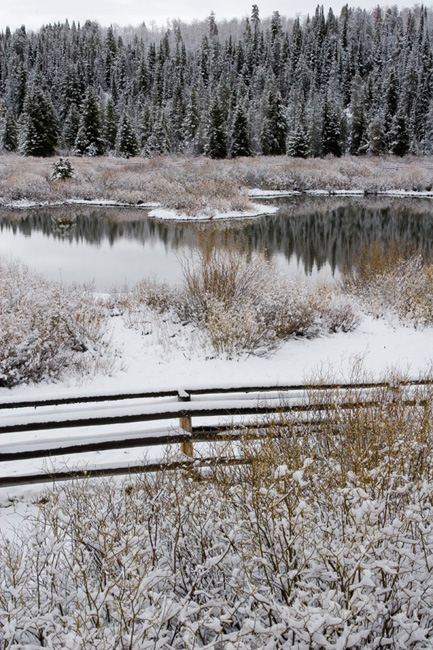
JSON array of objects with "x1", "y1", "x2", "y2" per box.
[{"x1": 1, "y1": 196, "x2": 433, "y2": 290}]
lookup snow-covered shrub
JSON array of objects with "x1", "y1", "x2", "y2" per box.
[
  {"x1": 2, "y1": 373, "x2": 433, "y2": 649},
  {"x1": 2, "y1": 154, "x2": 433, "y2": 210},
  {"x1": 110, "y1": 278, "x2": 181, "y2": 330},
  {"x1": 203, "y1": 295, "x2": 267, "y2": 356},
  {"x1": 0, "y1": 259, "x2": 114, "y2": 386},
  {"x1": 181, "y1": 249, "x2": 280, "y2": 355},
  {"x1": 50, "y1": 156, "x2": 75, "y2": 181},
  {"x1": 180, "y1": 249, "x2": 359, "y2": 356},
  {"x1": 342, "y1": 241, "x2": 433, "y2": 327}
]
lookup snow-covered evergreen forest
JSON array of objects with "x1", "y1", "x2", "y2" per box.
[{"x1": 0, "y1": 3, "x2": 432, "y2": 159}]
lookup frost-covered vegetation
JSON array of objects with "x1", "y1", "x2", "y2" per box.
[
  {"x1": 2, "y1": 374, "x2": 433, "y2": 648},
  {"x1": 0, "y1": 259, "x2": 115, "y2": 387},
  {"x1": 112, "y1": 248, "x2": 358, "y2": 357},
  {"x1": 1, "y1": 155, "x2": 433, "y2": 216},
  {"x1": 2, "y1": 242, "x2": 433, "y2": 386},
  {"x1": 50, "y1": 156, "x2": 75, "y2": 181},
  {"x1": 342, "y1": 242, "x2": 433, "y2": 328}
]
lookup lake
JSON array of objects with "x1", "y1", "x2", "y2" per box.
[{"x1": 1, "y1": 196, "x2": 433, "y2": 290}]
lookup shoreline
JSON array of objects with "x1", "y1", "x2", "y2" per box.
[
  {"x1": 1, "y1": 153, "x2": 433, "y2": 220},
  {"x1": 2, "y1": 188, "x2": 433, "y2": 221}
]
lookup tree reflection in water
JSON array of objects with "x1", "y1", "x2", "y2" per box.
[{"x1": 1, "y1": 197, "x2": 433, "y2": 285}]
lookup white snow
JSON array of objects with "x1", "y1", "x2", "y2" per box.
[
  {"x1": 0, "y1": 199, "x2": 160, "y2": 209},
  {"x1": 248, "y1": 188, "x2": 301, "y2": 197},
  {"x1": 4, "y1": 189, "x2": 433, "y2": 217},
  {"x1": 1, "y1": 314, "x2": 431, "y2": 402},
  {"x1": 0, "y1": 313, "x2": 432, "y2": 501},
  {"x1": 147, "y1": 202, "x2": 279, "y2": 221},
  {"x1": 379, "y1": 190, "x2": 433, "y2": 198}
]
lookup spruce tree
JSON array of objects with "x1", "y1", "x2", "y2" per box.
[
  {"x1": 140, "y1": 104, "x2": 153, "y2": 152},
  {"x1": 103, "y1": 98, "x2": 118, "y2": 152},
  {"x1": 62, "y1": 104, "x2": 80, "y2": 150},
  {"x1": 116, "y1": 113, "x2": 138, "y2": 158},
  {"x1": 170, "y1": 83, "x2": 185, "y2": 152},
  {"x1": 182, "y1": 89, "x2": 201, "y2": 154},
  {"x1": 19, "y1": 86, "x2": 58, "y2": 157},
  {"x1": 389, "y1": 110, "x2": 410, "y2": 156},
  {"x1": 230, "y1": 104, "x2": 251, "y2": 157},
  {"x1": 287, "y1": 124, "x2": 309, "y2": 157},
  {"x1": 260, "y1": 87, "x2": 288, "y2": 155},
  {"x1": 144, "y1": 115, "x2": 168, "y2": 157},
  {"x1": 366, "y1": 114, "x2": 386, "y2": 155},
  {"x1": 0, "y1": 7, "x2": 433, "y2": 160},
  {"x1": 204, "y1": 95, "x2": 227, "y2": 159},
  {"x1": 1, "y1": 108, "x2": 17, "y2": 151},
  {"x1": 74, "y1": 88, "x2": 104, "y2": 156},
  {"x1": 349, "y1": 75, "x2": 367, "y2": 155},
  {"x1": 321, "y1": 98, "x2": 342, "y2": 157}
]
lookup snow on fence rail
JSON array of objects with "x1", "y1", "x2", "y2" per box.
[{"x1": 1, "y1": 379, "x2": 431, "y2": 487}]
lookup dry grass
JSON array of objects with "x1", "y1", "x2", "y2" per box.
[
  {"x1": 342, "y1": 241, "x2": 433, "y2": 327},
  {"x1": 1, "y1": 154, "x2": 433, "y2": 217},
  {"x1": 113, "y1": 248, "x2": 359, "y2": 358}
]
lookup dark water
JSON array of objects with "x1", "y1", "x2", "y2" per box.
[{"x1": 1, "y1": 196, "x2": 433, "y2": 289}]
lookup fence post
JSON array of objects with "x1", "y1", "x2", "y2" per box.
[{"x1": 178, "y1": 390, "x2": 193, "y2": 457}]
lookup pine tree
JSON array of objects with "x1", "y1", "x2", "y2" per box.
[
  {"x1": 74, "y1": 88, "x2": 104, "y2": 156},
  {"x1": 204, "y1": 95, "x2": 227, "y2": 159},
  {"x1": 144, "y1": 114, "x2": 168, "y2": 157},
  {"x1": 62, "y1": 104, "x2": 80, "y2": 150},
  {"x1": 19, "y1": 86, "x2": 58, "y2": 157},
  {"x1": 182, "y1": 89, "x2": 201, "y2": 155},
  {"x1": 116, "y1": 113, "x2": 138, "y2": 158},
  {"x1": 103, "y1": 98, "x2": 118, "y2": 152},
  {"x1": 366, "y1": 114, "x2": 386, "y2": 155},
  {"x1": 140, "y1": 104, "x2": 153, "y2": 152},
  {"x1": 321, "y1": 98, "x2": 342, "y2": 157},
  {"x1": 287, "y1": 124, "x2": 309, "y2": 157},
  {"x1": 103, "y1": 26, "x2": 117, "y2": 88},
  {"x1": 349, "y1": 75, "x2": 367, "y2": 155},
  {"x1": 1, "y1": 7, "x2": 433, "y2": 160},
  {"x1": 170, "y1": 83, "x2": 185, "y2": 152},
  {"x1": 1, "y1": 108, "x2": 17, "y2": 151},
  {"x1": 230, "y1": 104, "x2": 251, "y2": 157},
  {"x1": 389, "y1": 110, "x2": 410, "y2": 156},
  {"x1": 260, "y1": 87, "x2": 288, "y2": 155}
]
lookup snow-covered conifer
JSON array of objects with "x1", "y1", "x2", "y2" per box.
[
  {"x1": 116, "y1": 113, "x2": 138, "y2": 158},
  {"x1": 19, "y1": 86, "x2": 58, "y2": 157},
  {"x1": 74, "y1": 88, "x2": 104, "y2": 156}
]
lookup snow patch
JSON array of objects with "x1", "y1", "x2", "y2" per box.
[
  {"x1": 148, "y1": 202, "x2": 278, "y2": 221},
  {"x1": 248, "y1": 188, "x2": 301, "y2": 198}
]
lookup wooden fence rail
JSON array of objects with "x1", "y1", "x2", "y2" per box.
[{"x1": 1, "y1": 379, "x2": 431, "y2": 488}]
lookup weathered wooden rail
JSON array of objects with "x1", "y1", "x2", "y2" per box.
[{"x1": 1, "y1": 379, "x2": 431, "y2": 488}]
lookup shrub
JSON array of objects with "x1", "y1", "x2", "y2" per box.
[
  {"x1": 50, "y1": 156, "x2": 75, "y2": 181},
  {"x1": 2, "y1": 370, "x2": 433, "y2": 649},
  {"x1": 0, "y1": 259, "x2": 114, "y2": 386},
  {"x1": 342, "y1": 241, "x2": 433, "y2": 327},
  {"x1": 180, "y1": 249, "x2": 359, "y2": 356}
]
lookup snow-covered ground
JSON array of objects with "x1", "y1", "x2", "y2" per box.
[
  {"x1": 1, "y1": 312, "x2": 432, "y2": 513},
  {"x1": 1, "y1": 313, "x2": 431, "y2": 401},
  {"x1": 1, "y1": 189, "x2": 433, "y2": 525}
]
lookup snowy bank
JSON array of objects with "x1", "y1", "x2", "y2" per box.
[
  {"x1": 1, "y1": 314, "x2": 431, "y2": 401},
  {"x1": 147, "y1": 202, "x2": 279, "y2": 221}
]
